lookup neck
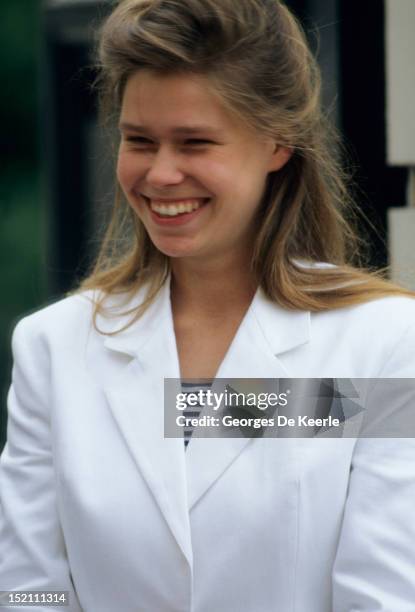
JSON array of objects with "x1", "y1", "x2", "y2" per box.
[{"x1": 170, "y1": 252, "x2": 258, "y2": 318}]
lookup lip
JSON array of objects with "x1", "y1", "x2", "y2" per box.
[
  {"x1": 142, "y1": 195, "x2": 210, "y2": 203},
  {"x1": 143, "y1": 195, "x2": 211, "y2": 227}
]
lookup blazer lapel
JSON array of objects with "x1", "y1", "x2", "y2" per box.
[
  {"x1": 98, "y1": 280, "x2": 310, "y2": 546},
  {"x1": 185, "y1": 288, "x2": 311, "y2": 510},
  {"x1": 101, "y1": 281, "x2": 192, "y2": 566}
]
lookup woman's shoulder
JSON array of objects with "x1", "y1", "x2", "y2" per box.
[
  {"x1": 11, "y1": 287, "x2": 142, "y2": 349},
  {"x1": 307, "y1": 291, "x2": 415, "y2": 355},
  {"x1": 12, "y1": 290, "x2": 98, "y2": 339},
  {"x1": 310, "y1": 295, "x2": 415, "y2": 377},
  {"x1": 16, "y1": 282, "x2": 154, "y2": 326},
  {"x1": 299, "y1": 260, "x2": 415, "y2": 330},
  {"x1": 318, "y1": 293, "x2": 415, "y2": 324},
  {"x1": 11, "y1": 281, "x2": 162, "y2": 351}
]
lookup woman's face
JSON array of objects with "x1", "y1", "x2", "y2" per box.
[{"x1": 117, "y1": 70, "x2": 291, "y2": 263}]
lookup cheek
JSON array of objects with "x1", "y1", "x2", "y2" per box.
[
  {"x1": 203, "y1": 148, "x2": 268, "y2": 197},
  {"x1": 116, "y1": 152, "x2": 142, "y2": 193},
  {"x1": 198, "y1": 157, "x2": 236, "y2": 194}
]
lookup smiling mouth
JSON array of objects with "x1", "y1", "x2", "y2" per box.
[{"x1": 142, "y1": 196, "x2": 210, "y2": 218}]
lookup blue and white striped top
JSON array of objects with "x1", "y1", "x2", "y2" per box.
[{"x1": 181, "y1": 381, "x2": 212, "y2": 450}]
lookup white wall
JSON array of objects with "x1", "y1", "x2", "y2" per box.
[
  {"x1": 385, "y1": 0, "x2": 415, "y2": 166},
  {"x1": 386, "y1": 0, "x2": 415, "y2": 288}
]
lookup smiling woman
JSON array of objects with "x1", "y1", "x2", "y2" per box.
[{"x1": 1, "y1": 0, "x2": 415, "y2": 611}]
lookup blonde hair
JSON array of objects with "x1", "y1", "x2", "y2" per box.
[{"x1": 77, "y1": 0, "x2": 413, "y2": 327}]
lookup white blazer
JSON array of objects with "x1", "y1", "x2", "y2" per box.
[{"x1": 1, "y1": 280, "x2": 415, "y2": 612}]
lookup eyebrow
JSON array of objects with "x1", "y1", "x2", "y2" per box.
[{"x1": 118, "y1": 122, "x2": 221, "y2": 136}]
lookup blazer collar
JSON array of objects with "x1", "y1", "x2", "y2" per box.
[
  {"x1": 100, "y1": 279, "x2": 172, "y2": 357},
  {"x1": 101, "y1": 278, "x2": 311, "y2": 359},
  {"x1": 250, "y1": 286, "x2": 310, "y2": 356},
  {"x1": 99, "y1": 278, "x2": 310, "y2": 565}
]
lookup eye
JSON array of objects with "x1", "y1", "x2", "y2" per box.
[
  {"x1": 185, "y1": 139, "x2": 215, "y2": 146},
  {"x1": 125, "y1": 136, "x2": 155, "y2": 145}
]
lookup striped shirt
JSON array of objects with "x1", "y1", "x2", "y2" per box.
[{"x1": 181, "y1": 381, "x2": 212, "y2": 450}]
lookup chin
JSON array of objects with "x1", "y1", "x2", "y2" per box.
[{"x1": 151, "y1": 237, "x2": 200, "y2": 259}]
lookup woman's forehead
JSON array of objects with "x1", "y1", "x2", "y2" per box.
[{"x1": 120, "y1": 70, "x2": 237, "y2": 131}]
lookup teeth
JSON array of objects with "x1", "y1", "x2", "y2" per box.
[{"x1": 149, "y1": 199, "x2": 206, "y2": 217}]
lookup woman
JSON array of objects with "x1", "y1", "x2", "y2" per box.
[{"x1": 1, "y1": 0, "x2": 415, "y2": 610}]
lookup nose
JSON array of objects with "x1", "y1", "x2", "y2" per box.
[{"x1": 145, "y1": 146, "x2": 185, "y2": 187}]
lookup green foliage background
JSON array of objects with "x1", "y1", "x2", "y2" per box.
[{"x1": 0, "y1": 0, "x2": 46, "y2": 449}]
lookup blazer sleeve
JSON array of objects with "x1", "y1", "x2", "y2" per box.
[
  {"x1": 332, "y1": 322, "x2": 415, "y2": 611},
  {"x1": 0, "y1": 318, "x2": 83, "y2": 612}
]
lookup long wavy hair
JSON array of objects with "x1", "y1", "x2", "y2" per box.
[{"x1": 77, "y1": 0, "x2": 413, "y2": 329}]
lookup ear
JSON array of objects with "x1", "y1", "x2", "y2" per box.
[{"x1": 267, "y1": 144, "x2": 293, "y2": 173}]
